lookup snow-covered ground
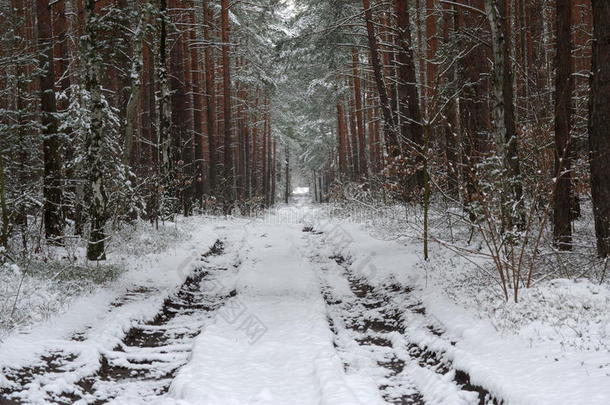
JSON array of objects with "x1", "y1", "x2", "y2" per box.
[
  {"x1": 0, "y1": 216, "x2": 221, "y2": 402},
  {"x1": 300, "y1": 200, "x2": 610, "y2": 405},
  {"x1": 169, "y1": 219, "x2": 361, "y2": 405},
  {"x1": 1, "y1": 196, "x2": 609, "y2": 404},
  {"x1": 1, "y1": 218, "x2": 199, "y2": 334}
]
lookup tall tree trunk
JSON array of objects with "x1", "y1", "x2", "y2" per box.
[
  {"x1": 363, "y1": 0, "x2": 399, "y2": 156},
  {"x1": 501, "y1": 0, "x2": 524, "y2": 227},
  {"x1": 221, "y1": 0, "x2": 234, "y2": 211},
  {"x1": 190, "y1": 7, "x2": 205, "y2": 204},
  {"x1": 236, "y1": 82, "x2": 247, "y2": 200},
  {"x1": 442, "y1": 2, "x2": 459, "y2": 199},
  {"x1": 352, "y1": 48, "x2": 368, "y2": 178},
  {"x1": 11, "y1": 0, "x2": 31, "y2": 244},
  {"x1": 271, "y1": 138, "x2": 277, "y2": 205},
  {"x1": 143, "y1": 38, "x2": 156, "y2": 171},
  {"x1": 589, "y1": 0, "x2": 610, "y2": 257},
  {"x1": 458, "y1": 0, "x2": 490, "y2": 220},
  {"x1": 158, "y1": 0, "x2": 172, "y2": 200},
  {"x1": 425, "y1": 0, "x2": 437, "y2": 109},
  {"x1": 36, "y1": 0, "x2": 63, "y2": 243},
  {"x1": 0, "y1": 155, "x2": 9, "y2": 247},
  {"x1": 203, "y1": 0, "x2": 218, "y2": 196},
  {"x1": 84, "y1": 0, "x2": 107, "y2": 260},
  {"x1": 553, "y1": 0, "x2": 574, "y2": 250},
  {"x1": 367, "y1": 81, "x2": 381, "y2": 174},
  {"x1": 265, "y1": 106, "x2": 273, "y2": 205},
  {"x1": 485, "y1": 0, "x2": 524, "y2": 231},
  {"x1": 395, "y1": 0, "x2": 425, "y2": 187},
  {"x1": 348, "y1": 95, "x2": 359, "y2": 179},
  {"x1": 173, "y1": 26, "x2": 194, "y2": 216},
  {"x1": 262, "y1": 103, "x2": 269, "y2": 204},
  {"x1": 337, "y1": 102, "x2": 349, "y2": 176},
  {"x1": 167, "y1": 1, "x2": 193, "y2": 216},
  {"x1": 123, "y1": 8, "x2": 149, "y2": 167},
  {"x1": 284, "y1": 145, "x2": 290, "y2": 203},
  {"x1": 51, "y1": 0, "x2": 70, "y2": 109},
  {"x1": 444, "y1": 98, "x2": 459, "y2": 199},
  {"x1": 244, "y1": 117, "x2": 251, "y2": 199}
]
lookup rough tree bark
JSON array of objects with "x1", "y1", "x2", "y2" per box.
[
  {"x1": 442, "y1": 2, "x2": 459, "y2": 198},
  {"x1": 352, "y1": 48, "x2": 367, "y2": 178},
  {"x1": 394, "y1": 0, "x2": 425, "y2": 187},
  {"x1": 262, "y1": 103, "x2": 269, "y2": 204},
  {"x1": 0, "y1": 155, "x2": 9, "y2": 247},
  {"x1": 167, "y1": 1, "x2": 192, "y2": 216},
  {"x1": 221, "y1": 0, "x2": 234, "y2": 211},
  {"x1": 84, "y1": 0, "x2": 107, "y2": 260},
  {"x1": 284, "y1": 145, "x2": 290, "y2": 204},
  {"x1": 251, "y1": 97, "x2": 259, "y2": 196},
  {"x1": 485, "y1": 0, "x2": 524, "y2": 231},
  {"x1": 271, "y1": 138, "x2": 276, "y2": 204},
  {"x1": 589, "y1": 0, "x2": 610, "y2": 257},
  {"x1": 158, "y1": 0, "x2": 172, "y2": 196},
  {"x1": 458, "y1": 0, "x2": 490, "y2": 221},
  {"x1": 36, "y1": 0, "x2": 63, "y2": 243},
  {"x1": 189, "y1": 7, "x2": 205, "y2": 203},
  {"x1": 203, "y1": 0, "x2": 218, "y2": 195},
  {"x1": 553, "y1": 0, "x2": 574, "y2": 250},
  {"x1": 123, "y1": 7, "x2": 149, "y2": 167},
  {"x1": 337, "y1": 102, "x2": 349, "y2": 176},
  {"x1": 363, "y1": 0, "x2": 399, "y2": 156},
  {"x1": 348, "y1": 94, "x2": 359, "y2": 179},
  {"x1": 425, "y1": 0, "x2": 437, "y2": 107}
]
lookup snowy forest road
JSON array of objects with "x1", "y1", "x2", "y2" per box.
[{"x1": 1, "y1": 203, "x2": 497, "y2": 405}]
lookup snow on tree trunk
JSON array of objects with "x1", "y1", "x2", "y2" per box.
[
  {"x1": 83, "y1": 0, "x2": 107, "y2": 261},
  {"x1": 36, "y1": 0, "x2": 63, "y2": 243},
  {"x1": 484, "y1": 0, "x2": 524, "y2": 233},
  {"x1": 123, "y1": 7, "x2": 149, "y2": 168},
  {"x1": 158, "y1": 0, "x2": 173, "y2": 217}
]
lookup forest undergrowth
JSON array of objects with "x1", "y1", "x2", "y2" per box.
[{"x1": 322, "y1": 182, "x2": 610, "y2": 352}]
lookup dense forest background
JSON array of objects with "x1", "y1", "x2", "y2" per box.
[{"x1": 0, "y1": 0, "x2": 609, "y2": 300}]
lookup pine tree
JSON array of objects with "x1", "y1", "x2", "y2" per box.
[
  {"x1": 36, "y1": 0, "x2": 63, "y2": 243},
  {"x1": 362, "y1": 0, "x2": 399, "y2": 156},
  {"x1": 553, "y1": 0, "x2": 574, "y2": 250},
  {"x1": 221, "y1": 0, "x2": 235, "y2": 212},
  {"x1": 589, "y1": 0, "x2": 610, "y2": 257}
]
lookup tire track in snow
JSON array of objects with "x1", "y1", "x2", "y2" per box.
[
  {"x1": 320, "y1": 257, "x2": 425, "y2": 403},
  {"x1": 304, "y1": 226, "x2": 500, "y2": 405},
  {"x1": 0, "y1": 239, "x2": 233, "y2": 405}
]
